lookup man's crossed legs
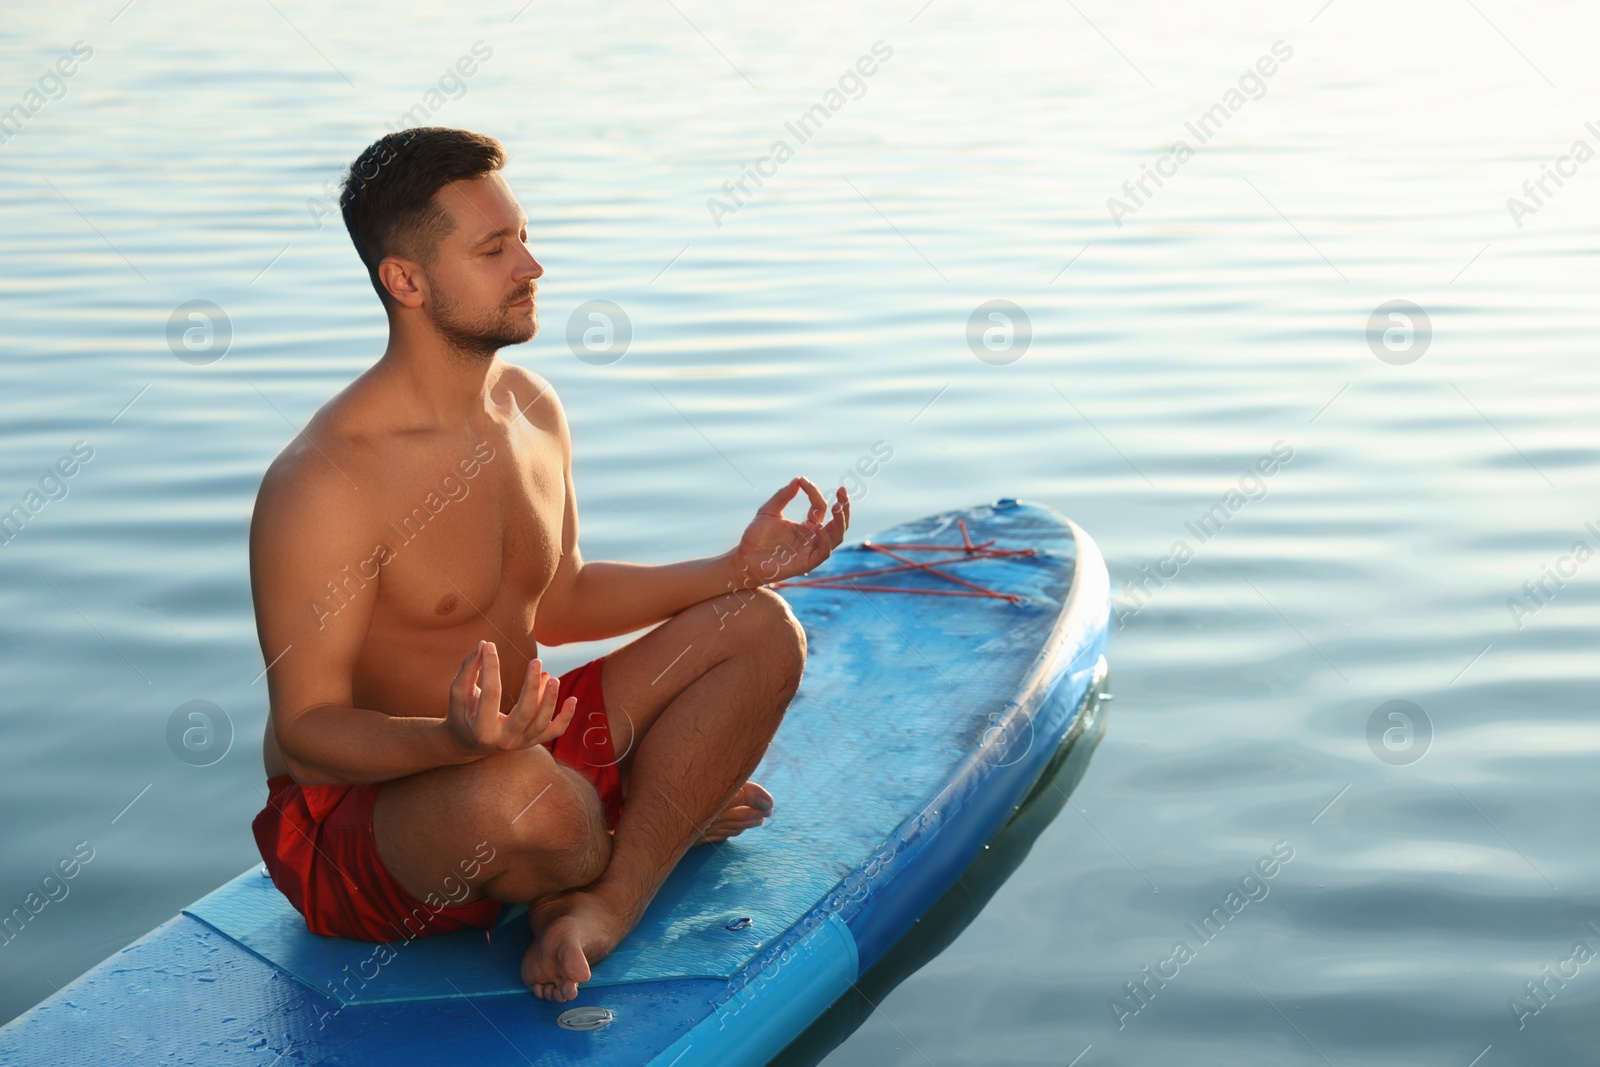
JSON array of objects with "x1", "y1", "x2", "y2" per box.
[{"x1": 371, "y1": 586, "x2": 805, "y2": 1001}]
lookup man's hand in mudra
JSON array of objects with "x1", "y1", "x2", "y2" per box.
[{"x1": 732, "y1": 476, "x2": 851, "y2": 588}]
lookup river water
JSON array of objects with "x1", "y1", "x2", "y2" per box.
[{"x1": 2, "y1": 1, "x2": 1598, "y2": 1062}]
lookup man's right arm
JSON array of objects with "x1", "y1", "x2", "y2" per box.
[
  {"x1": 249, "y1": 452, "x2": 575, "y2": 786},
  {"x1": 249, "y1": 451, "x2": 468, "y2": 785}
]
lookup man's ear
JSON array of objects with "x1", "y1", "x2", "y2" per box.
[{"x1": 379, "y1": 255, "x2": 426, "y2": 309}]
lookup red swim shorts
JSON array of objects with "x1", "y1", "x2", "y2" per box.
[{"x1": 251, "y1": 655, "x2": 624, "y2": 943}]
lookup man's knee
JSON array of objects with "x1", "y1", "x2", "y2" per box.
[
  {"x1": 498, "y1": 759, "x2": 611, "y2": 888},
  {"x1": 736, "y1": 587, "x2": 806, "y2": 683},
  {"x1": 724, "y1": 586, "x2": 802, "y2": 653}
]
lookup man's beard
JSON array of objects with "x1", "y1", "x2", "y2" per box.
[{"x1": 429, "y1": 289, "x2": 537, "y2": 360}]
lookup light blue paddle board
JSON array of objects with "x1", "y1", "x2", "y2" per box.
[{"x1": 0, "y1": 498, "x2": 1110, "y2": 1066}]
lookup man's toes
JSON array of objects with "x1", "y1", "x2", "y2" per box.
[
  {"x1": 707, "y1": 818, "x2": 766, "y2": 843},
  {"x1": 694, "y1": 786, "x2": 777, "y2": 845},
  {"x1": 739, "y1": 782, "x2": 775, "y2": 814},
  {"x1": 564, "y1": 939, "x2": 591, "y2": 976},
  {"x1": 558, "y1": 938, "x2": 591, "y2": 993},
  {"x1": 704, "y1": 810, "x2": 766, "y2": 839}
]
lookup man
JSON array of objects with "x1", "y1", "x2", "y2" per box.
[{"x1": 249, "y1": 127, "x2": 849, "y2": 1004}]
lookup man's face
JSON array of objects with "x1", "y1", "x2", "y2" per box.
[{"x1": 419, "y1": 173, "x2": 543, "y2": 357}]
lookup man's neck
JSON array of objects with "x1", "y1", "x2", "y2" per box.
[{"x1": 376, "y1": 329, "x2": 501, "y2": 429}]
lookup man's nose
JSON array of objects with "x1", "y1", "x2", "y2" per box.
[{"x1": 515, "y1": 245, "x2": 543, "y2": 281}]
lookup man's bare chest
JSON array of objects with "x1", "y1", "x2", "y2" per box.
[{"x1": 338, "y1": 426, "x2": 564, "y2": 634}]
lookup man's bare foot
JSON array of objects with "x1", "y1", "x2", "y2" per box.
[
  {"x1": 519, "y1": 785, "x2": 774, "y2": 1000},
  {"x1": 698, "y1": 781, "x2": 774, "y2": 844},
  {"x1": 521, "y1": 889, "x2": 634, "y2": 1002}
]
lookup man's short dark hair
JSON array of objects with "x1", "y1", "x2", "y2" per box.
[{"x1": 339, "y1": 127, "x2": 506, "y2": 307}]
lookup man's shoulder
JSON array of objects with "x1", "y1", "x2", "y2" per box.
[
  {"x1": 255, "y1": 392, "x2": 381, "y2": 528},
  {"x1": 499, "y1": 361, "x2": 560, "y2": 410},
  {"x1": 498, "y1": 362, "x2": 568, "y2": 437},
  {"x1": 255, "y1": 439, "x2": 371, "y2": 534}
]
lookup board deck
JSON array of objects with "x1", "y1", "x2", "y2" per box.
[{"x1": 0, "y1": 498, "x2": 1110, "y2": 1067}]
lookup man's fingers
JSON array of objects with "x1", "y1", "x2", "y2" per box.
[
  {"x1": 794, "y1": 476, "x2": 828, "y2": 524},
  {"x1": 823, "y1": 487, "x2": 849, "y2": 549},
  {"x1": 478, "y1": 642, "x2": 502, "y2": 723},
  {"x1": 453, "y1": 643, "x2": 483, "y2": 690},
  {"x1": 452, "y1": 642, "x2": 486, "y2": 721},
  {"x1": 450, "y1": 646, "x2": 476, "y2": 696},
  {"x1": 536, "y1": 673, "x2": 561, "y2": 732},
  {"x1": 544, "y1": 695, "x2": 578, "y2": 741},
  {"x1": 504, "y1": 657, "x2": 547, "y2": 741},
  {"x1": 756, "y1": 477, "x2": 801, "y2": 518}
]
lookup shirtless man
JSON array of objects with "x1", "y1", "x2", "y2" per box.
[{"x1": 248, "y1": 127, "x2": 849, "y2": 1004}]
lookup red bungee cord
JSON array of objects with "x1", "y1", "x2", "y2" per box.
[{"x1": 773, "y1": 519, "x2": 1036, "y2": 604}]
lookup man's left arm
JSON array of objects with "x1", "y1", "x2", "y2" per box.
[
  {"x1": 536, "y1": 462, "x2": 849, "y2": 645},
  {"x1": 529, "y1": 381, "x2": 849, "y2": 643}
]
